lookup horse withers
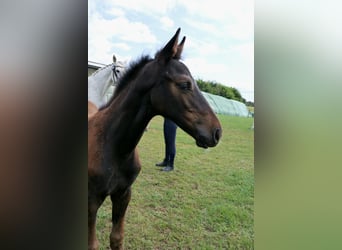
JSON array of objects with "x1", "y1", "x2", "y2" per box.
[{"x1": 88, "y1": 28, "x2": 222, "y2": 250}]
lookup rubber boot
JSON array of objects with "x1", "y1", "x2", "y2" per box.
[{"x1": 155, "y1": 159, "x2": 168, "y2": 167}]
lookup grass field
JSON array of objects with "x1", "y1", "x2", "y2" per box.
[{"x1": 96, "y1": 115, "x2": 254, "y2": 249}]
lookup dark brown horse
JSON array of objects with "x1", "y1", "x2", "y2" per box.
[{"x1": 88, "y1": 28, "x2": 222, "y2": 250}]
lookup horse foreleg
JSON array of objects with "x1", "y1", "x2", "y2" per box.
[
  {"x1": 110, "y1": 188, "x2": 131, "y2": 250},
  {"x1": 88, "y1": 196, "x2": 105, "y2": 250}
]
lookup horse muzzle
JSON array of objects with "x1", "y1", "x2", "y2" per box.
[{"x1": 196, "y1": 127, "x2": 222, "y2": 148}]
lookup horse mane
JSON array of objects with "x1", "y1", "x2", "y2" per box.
[{"x1": 99, "y1": 55, "x2": 153, "y2": 110}]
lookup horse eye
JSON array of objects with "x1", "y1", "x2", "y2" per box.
[{"x1": 177, "y1": 82, "x2": 191, "y2": 90}]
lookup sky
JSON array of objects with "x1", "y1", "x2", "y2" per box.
[{"x1": 88, "y1": 0, "x2": 254, "y2": 102}]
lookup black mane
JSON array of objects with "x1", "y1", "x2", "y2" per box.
[{"x1": 99, "y1": 55, "x2": 153, "y2": 110}]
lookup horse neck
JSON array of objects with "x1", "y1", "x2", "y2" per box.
[
  {"x1": 102, "y1": 84, "x2": 153, "y2": 156},
  {"x1": 88, "y1": 66, "x2": 113, "y2": 107}
]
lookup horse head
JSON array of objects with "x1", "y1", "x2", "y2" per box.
[
  {"x1": 88, "y1": 55, "x2": 127, "y2": 108},
  {"x1": 148, "y1": 28, "x2": 222, "y2": 148}
]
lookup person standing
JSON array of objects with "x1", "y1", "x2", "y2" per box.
[{"x1": 155, "y1": 118, "x2": 177, "y2": 172}]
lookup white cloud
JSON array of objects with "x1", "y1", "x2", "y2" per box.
[
  {"x1": 180, "y1": 0, "x2": 253, "y2": 23},
  {"x1": 232, "y1": 42, "x2": 254, "y2": 65},
  {"x1": 181, "y1": 0, "x2": 253, "y2": 41},
  {"x1": 184, "y1": 57, "x2": 229, "y2": 81},
  {"x1": 160, "y1": 16, "x2": 174, "y2": 30},
  {"x1": 105, "y1": 0, "x2": 177, "y2": 16},
  {"x1": 105, "y1": 7, "x2": 126, "y2": 17},
  {"x1": 89, "y1": 14, "x2": 157, "y2": 43},
  {"x1": 185, "y1": 38, "x2": 222, "y2": 57},
  {"x1": 112, "y1": 43, "x2": 131, "y2": 51},
  {"x1": 88, "y1": 10, "x2": 157, "y2": 63}
]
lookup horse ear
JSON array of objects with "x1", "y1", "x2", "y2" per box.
[
  {"x1": 113, "y1": 54, "x2": 117, "y2": 63},
  {"x1": 175, "y1": 36, "x2": 186, "y2": 59},
  {"x1": 156, "y1": 28, "x2": 181, "y2": 62}
]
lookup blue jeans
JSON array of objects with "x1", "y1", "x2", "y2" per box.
[{"x1": 163, "y1": 118, "x2": 177, "y2": 166}]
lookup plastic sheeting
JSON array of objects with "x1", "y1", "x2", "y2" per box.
[{"x1": 201, "y1": 92, "x2": 249, "y2": 117}]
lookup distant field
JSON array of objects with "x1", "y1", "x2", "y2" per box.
[{"x1": 96, "y1": 115, "x2": 254, "y2": 249}]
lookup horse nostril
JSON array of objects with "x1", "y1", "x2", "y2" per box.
[{"x1": 213, "y1": 128, "x2": 222, "y2": 144}]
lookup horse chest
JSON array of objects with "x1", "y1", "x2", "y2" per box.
[{"x1": 100, "y1": 151, "x2": 141, "y2": 195}]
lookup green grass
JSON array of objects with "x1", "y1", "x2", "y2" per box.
[{"x1": 97, "y1": 115, "x2": 254, "y2": 249}]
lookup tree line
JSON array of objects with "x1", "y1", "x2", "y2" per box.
[{"x1": 196, "y1": 79, "x2": 252, "y2": 105}]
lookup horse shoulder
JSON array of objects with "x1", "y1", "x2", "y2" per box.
[{"x1": 88, "y1": 113, "x2": 105, "y2": 177}]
